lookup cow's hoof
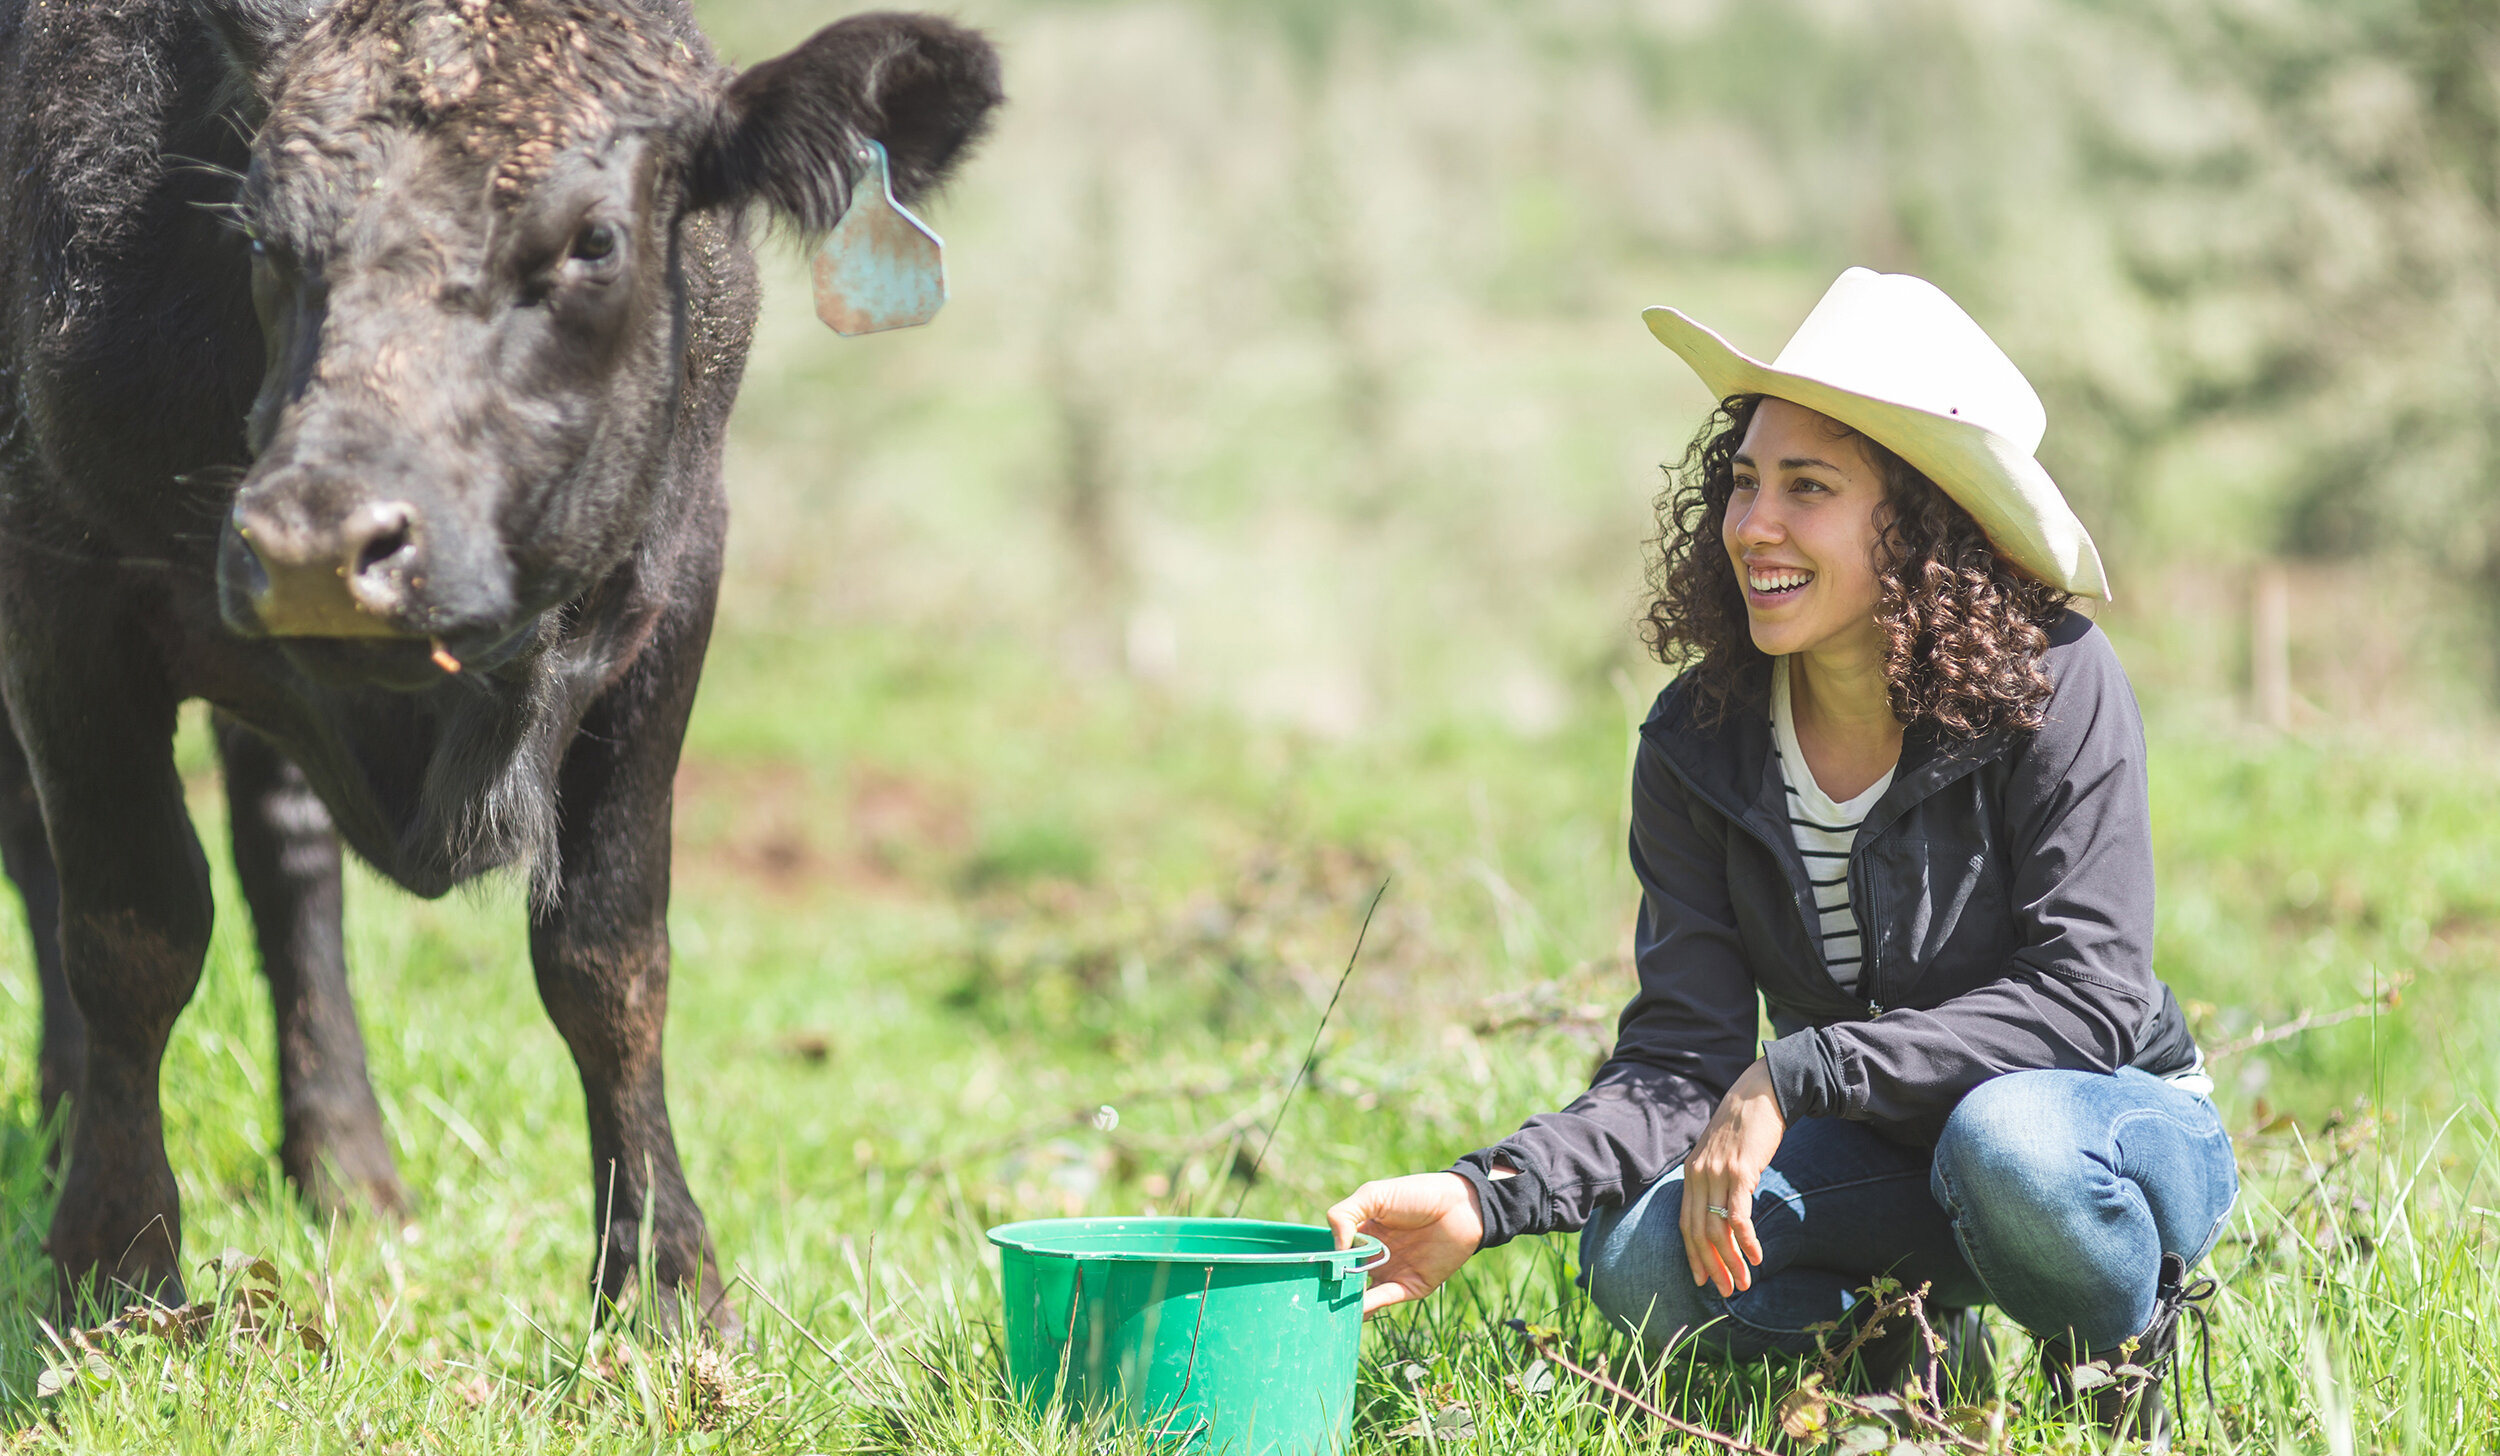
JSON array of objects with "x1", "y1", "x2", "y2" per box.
[
  {"x1": 51, "y1": 1249, "x2": 186, "y2": 1329},
  {"x1": 646, "y1": 1268, "x2": 743, "y2": 1343},
  {"x1": 687, "y1": 1282, "x2": 743, "y2": 1343},
  {"x1": 285, "y1": 1143, "x2": 409, "y2": 1221},
  {"x1": 298, "y1": 1166, "x2": 412, "y2": 1222},
  {"x1": 49, "y1": 1152, "x2": 186, "y2": 1326},
  {"x1": 281, "y1": 1089, "x2": 407, "y2": 1219},
  {"x1": 596, "y1": 1255, "x2": 742, "y2": 1341}
]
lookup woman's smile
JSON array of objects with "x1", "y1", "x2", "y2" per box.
[
  {"x1": 1721, "y1": 397, "x2": 1890, "y2": 662},
  {"x1": 1743, "y1": 563, "x2": 1815, "y2": 605}
]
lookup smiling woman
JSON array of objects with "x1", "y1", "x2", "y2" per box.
[
  {"x1": 1329, "y1": 270, "x2": 2231, "y2": 1453},
  {"x1": 1648, "y1": 396, "x2": 2077, "y2": 746}
]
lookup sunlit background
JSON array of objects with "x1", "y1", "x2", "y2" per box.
[{"x1": 702, "y1": 0, "x2": 2500, "y2": 736}]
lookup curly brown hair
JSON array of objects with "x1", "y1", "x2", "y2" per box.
[{"x1": 1638, "y1": 394, "x2": 2075, "y2": 737}]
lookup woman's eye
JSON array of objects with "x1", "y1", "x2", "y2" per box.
[
  {"x1": 570, "y1": 223, "x2": 619, "y2": 263},
  {"x1": 1732, "y1": 476, "x2": 1759, "y2": 492}
]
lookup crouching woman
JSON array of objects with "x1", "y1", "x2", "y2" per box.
[{"x1": 1328, "y1": 270, "x2": 2233, "y2": 1449}]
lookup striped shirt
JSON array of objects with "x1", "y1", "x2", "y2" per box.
[{"x1": 1771, "y1": 658, "x2": 1894, "y2": 993}]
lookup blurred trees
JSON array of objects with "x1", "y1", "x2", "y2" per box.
[
  {"x1": 2056, "y1": 0, "x2": 2500, "y2": 579},
  {"x1": 703, "y1": 0, "x2": 2500, "y2": 722}
]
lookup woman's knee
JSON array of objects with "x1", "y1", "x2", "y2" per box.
[
  {"x1": 1932, "y1": 1071, "x2": 2107, "y2": 1217},
  {"x1": 1580, "y1": 1179, "x2": 1716, "y2": 1351},
  {"x1": 1931, "y1": 1071, "x2": 2181, "y2": 1344}
]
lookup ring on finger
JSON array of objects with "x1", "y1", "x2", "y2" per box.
[{"x1": 1705, "y1": 1204, "x2": 1732, "y2": 1219}]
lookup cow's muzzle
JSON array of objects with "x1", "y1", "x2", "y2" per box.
[{"x1": 221, "y1": 495, "x2": 429, "y2": 639}]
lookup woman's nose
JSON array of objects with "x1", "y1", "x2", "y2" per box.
[{"x1": 1728, "y1": 494, "x2": 1783, "y2": 547}]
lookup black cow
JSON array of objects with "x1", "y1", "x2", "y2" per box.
[{"x1": 0, "y1": 0, "x2": 999, "y2": 1329}]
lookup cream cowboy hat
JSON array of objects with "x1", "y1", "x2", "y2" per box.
[{"x1": 1642, "y1": 268, "x2": 2108, "y2": 600}]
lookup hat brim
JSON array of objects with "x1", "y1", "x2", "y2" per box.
[{"x1": 1643, "y1": 306, "x2": 2109, "y2": 600}]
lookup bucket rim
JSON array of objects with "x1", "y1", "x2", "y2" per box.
[{"x1": 987, "y1": 1216, "x2": 1387, "y2": 1267}]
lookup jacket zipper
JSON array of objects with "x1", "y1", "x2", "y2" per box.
[
  {"x1": 1643, "y1": 714, "x2": 2003, "y2": 1027},
  {"x1": 1654, "y1": 754, "x2": 1880, "y2": 1023},
  {"x1": 1707, "y1": 795, "x2": 1868, "y2": 1023},
  {"x1": 1851, "y1": 847, "x2": 1880, "y2": 1016}
]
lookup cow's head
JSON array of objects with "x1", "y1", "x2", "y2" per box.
[{"x1": 203, "y1": 0, "x2": 1000, "y2": 684}]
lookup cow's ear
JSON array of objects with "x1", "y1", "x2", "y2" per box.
[
  {"x1": 190, "y1": 0, "x2": 335, "y2": 95},
  {"x1": 686, "y1": 11, "x2": 1002, "y2": 232}
]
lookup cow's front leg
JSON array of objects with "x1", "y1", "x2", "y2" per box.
[
  {"x1": 0, "y1": 716, "x2": 80, "y2": 1145},
  {"x1": 217, "y1": 715, "x2": 405, "y2": 1216},
  {"x1": 4, "y1": 640, "x2": 211, "y2": 1313},
  {"x1": 529, "y1": 614, "x2": 734, "y2": 1336}
]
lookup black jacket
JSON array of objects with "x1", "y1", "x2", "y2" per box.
[{"x1": 1453, "y1": 613, "x2": 2200, "y2": 1247}]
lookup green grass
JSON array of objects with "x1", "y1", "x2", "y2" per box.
[{"x1": 0, "y1": 622, "x2": 2494, "y2": 1452}]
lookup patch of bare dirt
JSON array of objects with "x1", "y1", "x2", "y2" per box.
[{"x1": 672, "y1": 758, "x2": 970, "y2": 899}]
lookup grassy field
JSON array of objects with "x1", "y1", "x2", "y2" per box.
[
  {"x1": 0, "y1": 0, "x2": 2482, "y2": 1448},
  {"x1": 0, "y1": 619, "x2": 2492, "y2": 1453}
]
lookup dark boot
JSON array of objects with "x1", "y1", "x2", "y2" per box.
[
  {"x1": 1846, "y1": 1301, "x2": 1919, "y2": 1393},
  {"x1": 1933, "y1": 1305, "x2": 1997, "y2": 1403},
  {"x1": 2040, "y1": 1253, "x2": 2216, "y2": 1453},
  {"x1": 1853, "y1": 1304, "x2": 1995, "y2": 1403}
]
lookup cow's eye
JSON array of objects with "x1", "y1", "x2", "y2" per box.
[{"x1": 570, "y1": 223, "x2": 620, "y2": 264}]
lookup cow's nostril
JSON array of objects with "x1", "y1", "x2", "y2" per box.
[
  {"x1": 345, "y1": 501, "x2": 419, "y2": 588},
  {"x1": 355, "y1": 517, "x2": 412, "y2": 577}
]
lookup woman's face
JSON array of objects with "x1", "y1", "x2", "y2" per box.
[{"x1": 1721, "y1": 397, "x2": 1891, "y2": 661}]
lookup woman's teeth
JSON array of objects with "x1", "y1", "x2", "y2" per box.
[{"x1": 1749, "y1": 568, "x2": 1812, "y2": 595}]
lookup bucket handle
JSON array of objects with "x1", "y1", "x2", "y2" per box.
[{"x1": 1327, "y1": 1236, "x2": 1391, "y2": 1293}]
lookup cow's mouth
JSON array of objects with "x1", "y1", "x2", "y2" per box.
[{"x1": 270, "y1": 617, "x2": 545, "y2": 690}]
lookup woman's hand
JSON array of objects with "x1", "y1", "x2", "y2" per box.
[
  {"x1": 1326, "y1": 1171, "x2": 1489, "y2": 1316},
  {"x1": 1679, "y1": 1059, "x2": 1788, "y2": 1297}
]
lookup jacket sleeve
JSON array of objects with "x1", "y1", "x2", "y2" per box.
[
  {"x1": 1449, "y1": 723, "x2": 1761, "y2": 1246},
  {"x1": 1761, "y1": 623, "x2": 2158, "y2": 1138}
]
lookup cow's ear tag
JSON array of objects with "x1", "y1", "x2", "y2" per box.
[{"x1": 811, "y1": 139, "x2": 947, "y2": 336}]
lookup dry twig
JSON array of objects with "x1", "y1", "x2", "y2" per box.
[
  {"x1": 1470, "y1": 1001, "x2": 1614, "y2": 1037},
  {"x1": 1505, "y1": 1320, "x2": 1785, "y2": 1456},
  {"x1": 2205, "y1": 981, "x2": 2403, "y2": 1062},
  {"x1": 1798, "y1": 1283, "x2": 1999, "y2": 1455}
]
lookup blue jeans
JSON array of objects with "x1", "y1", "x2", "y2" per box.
[{"x1": 1578, "y1": 1068, "x2": 2238, "y2": 1355}]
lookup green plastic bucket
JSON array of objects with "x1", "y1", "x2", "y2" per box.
[{"x1": 989, "y1": 1217, "x2": 1387, "y2": 1455}]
